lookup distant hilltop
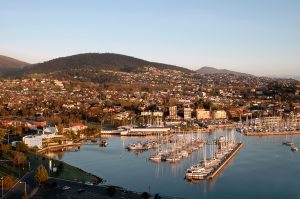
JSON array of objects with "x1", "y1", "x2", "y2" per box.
[
  {"x1": 0, "y1": 55, "x2": 29, "y2": 76},
  {"x1": 13, "y1": 53, "x2": 192, "y2": 75},
  {"x1": 196, "y1": 66, "x2": 253, "y2": 77}
]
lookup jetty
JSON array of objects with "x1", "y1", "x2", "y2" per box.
[
  {"x1": 38, "y1": 142, "x2": 82, "y2": 153},
  {"x1": 185, "y1": 132, "x2": 243, "y2": 181},
  {"x1": 207, "y1": 142, "x2": 243, "y2": 179}
]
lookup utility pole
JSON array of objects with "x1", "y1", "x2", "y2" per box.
[{"x1": 1, "y1": 177, "x2": 3, "y2": 198}]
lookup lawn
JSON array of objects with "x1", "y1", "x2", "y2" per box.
[{"x1": 25, "y1": 152, "x2": 97, "y2": 183}]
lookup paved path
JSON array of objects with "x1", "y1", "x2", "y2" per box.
[{"x1": 4, "y1": 171, "x2": 37, "y2": 199}]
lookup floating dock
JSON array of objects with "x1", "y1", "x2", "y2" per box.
[{"x1": 207, "y1": 142, "x2": 244, "y2": 180}]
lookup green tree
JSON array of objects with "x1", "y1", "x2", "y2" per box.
[{"x1": 34, "y1": 164, "x2": 48, "y2": 184}]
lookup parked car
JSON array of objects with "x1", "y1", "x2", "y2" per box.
[
  {"x1": 62, "y1": 186, "x2": 71, "y2": 190},
  {"x1": 77, "y1": 188, "x2": 86, "y2": 193}
]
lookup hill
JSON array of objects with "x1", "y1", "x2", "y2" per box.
[
  {"x1": 20, "y1": 53, "x2": 191, "y2": 74},
  {"x1": 0, "y1": 55, "x2": 28, "y2": 75},
  {"x1": 196, "y1": 66, "x2": 253, "y2": 76}
]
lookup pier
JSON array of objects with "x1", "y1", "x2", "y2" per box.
[
  {"x1": 38, "y1": 143, "x2": 82, "y2": 153},
  {"x1": 207, "y1": 142, "x2": 244, "y2": 180}
]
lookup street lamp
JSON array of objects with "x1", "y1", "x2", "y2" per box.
[
  {"x1": 19, "y1": 181, "x2": 26, "y2": 196},
  {"x1": 1, "y1": 177, "x2": 3, "y2": 198}
]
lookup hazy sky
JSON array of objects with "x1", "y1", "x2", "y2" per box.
[{"x1": 1, "y1": 0, "x2": 299, "y2": 76}]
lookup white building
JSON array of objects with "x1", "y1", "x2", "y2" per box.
[
  {"x1": 23, "y1": 126, "x2": 62, "y2": 149},
  {"x1": 184, "y1": 108, "x2": 192, "y2": 120},
  {"x1": 23, "y1": 135, "x2": 43, "y2": 148}
]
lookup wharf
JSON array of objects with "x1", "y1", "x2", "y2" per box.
[
  {"x1": 38, "y1": 142, "x2": 82, "y2": 153},
  {"x1": 244, "y1": 131, "x2": 300, "y2": 136},
  {"x1": 207, "y1": 142, "x2": 244, "y2": 180}
]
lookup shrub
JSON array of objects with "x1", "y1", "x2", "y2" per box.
[
  {"x1": 142, "y1": 192, "x2": 149, "y2": 199},
  {"x1": 106, "y1": 186, "x2": 116, "y2": 196}
]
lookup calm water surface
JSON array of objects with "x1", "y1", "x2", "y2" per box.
[{"x1": 54, "y1": 130, "x2": 300, "y2": 199}]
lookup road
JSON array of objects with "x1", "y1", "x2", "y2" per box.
[
  {"x1": 32, "y1": 177, "x2": 143, "y2": 199},
  {"x1": 3, "y1": 171, "x2": 37, "y2": 199}
]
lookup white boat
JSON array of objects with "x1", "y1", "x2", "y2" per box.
[
  {"x1": 127, "y1": 142, "x2": 147, "y2": 150},
  {"x1": 291, "y1": 146, "x2": 299, "y2": 152},
  {"x1": 149, "y1": 152, "x2": 163, "y2": 161},
  {"x1": 185, "y1": 167, "x2": 213, "y2": 180},
  {"x1": 166, "y1": 153, "x2": 181, "y2": 162},
  {"x1": 181, "y1": 150, "x2": 189, "y2": 157}
]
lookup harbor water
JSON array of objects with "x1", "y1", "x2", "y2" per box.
[{"x1": 53, "y1": 129, "x2": 300, "y2": 199}]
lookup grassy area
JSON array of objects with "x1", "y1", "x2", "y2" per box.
[
  {"x1": 1, "y1": 150, "x2": 99, "y2": 185},
  {"x1": 50, "y1": 161, "x2": 96, "y2": 183},
  {"x1": 25, "y1": 151, "x2": 98, "y2": 183}
]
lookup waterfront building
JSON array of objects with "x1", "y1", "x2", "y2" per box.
[
  {"x1": 263, "y1": 116, "x2": 282, "y2": 126},
  {"x1": 63, "y1": 122, "x2": 87, "y2": 133},
  {"x1": 213, "y1": 110, "x2": 227, "y2": 120},
  {"x1": 196, "y1": 109, "x2": 211, "y2": 120},
  {"x1": 184, "y1": 108, "x2": 192, "y2": 120},
  {"x1": 153, "y1": 111, "x2": 164, "y2": 126},
  {"x1": 169, "y1": 106, "x2": 178, "y2": 120},
  {"x1": 23, "y1": 126, "x2": 63, "y2": 148}
]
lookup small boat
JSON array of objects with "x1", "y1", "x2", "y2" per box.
[
  {"x1": 283, "y1": 141, "x2": 294, "y2": 146},
  {"x1": 185, "y1": 166, "x2": 213, "y2": 180},
  {"x1": 166, "y1": 154, "x2": 181, "y2": 162},
  {"x1": 100, "y1": 140, "x2": 108, "y2": 147},
  {"x1": 291, "y1": 146, "x2": 299, "y2": 152},
  {"x1": 180, "y1": 150, "x2": 189, "y2": 158},
  {"x1": 149, "y1": 152, "x2": 163, "y2": 161}
]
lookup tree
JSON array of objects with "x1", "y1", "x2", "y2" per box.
[
  {"x1": 3, "y1": 176, "x2": 14, "y2": 188},
  {"x1": 34, "y1": 164, "x2": 48, "y2": 184},
  {"x1": 16, "y1": 142, "x2": 29, "y2": 153},
  {"x1": 12, "y1": 151, "x2": 26, "y2": 167},
  {"x1": 0, "y1": 144, "x2": 11, "y2": 157},
  {"x1": 142, "y1": 192, "x2": 149, "y2": 199}
]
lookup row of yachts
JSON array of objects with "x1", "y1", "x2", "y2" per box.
[
  {"x1": 125, "y1": 135, "x2": 206, "y2": 162},
  {"x1": 125, "y1": 131, "x2": 242, "y2": 181},
  {"x1": 148, "y1": 138, "x2": 205, "y2": 162},
  {"x1": 236, "y1": 126, "x2": 299, "y2": 134},
  {"x1": 185, "y1": 135, "x2": 239, "y2": 181}
]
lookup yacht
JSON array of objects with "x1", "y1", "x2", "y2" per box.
[
  {"x1": 126, "y1": 142, "x2": 147, "y2": 150},
  {"x1": 185, "y1": 166, "x2": 213, "y2": 180},
  {"x1": 165, "y1": 153, "x2": 182, "y2": 162},
  {"x1": 149, "y1": 152, "x2": 163, "y2": 161}
]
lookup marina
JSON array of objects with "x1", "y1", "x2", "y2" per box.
[
  {"x1": 237, "y1": 116, "x2": 300, "y2": 136},
  {"x1": 48, "y1": 129, "x2": 300, "y2": 199},
  {"x1": 185, "y1": 131, "x2": 243, "y2": 181}
]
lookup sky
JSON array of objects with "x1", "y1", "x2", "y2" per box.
[{"x1": 0, "y1": 0, "x2": 300, "y2": 76}]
